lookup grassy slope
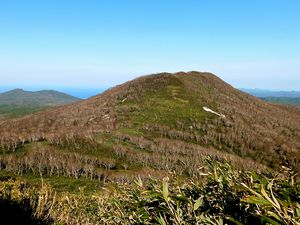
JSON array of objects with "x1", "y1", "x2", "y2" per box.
[
  {"x1": 0, "y1": 77, "x2": 211, "y2": 192},
  {"x1": 0, "y1": 72, "x2": 299, "y2": 194},
  {"x1": 0, "y1": 170, "x2": 103, "y2": 193},
  {"x1": 0, "y1": 75, "x2": 255, "y2": 193},
  {"x1": 117, "y1": 76, "x2": 212, "y2": 131},
  {"x1": 0, "y1": 73, "x2": 299, "y2": 224},
  {"x1": 0, "y1": 105, "x2": 49, "y2": 119}
]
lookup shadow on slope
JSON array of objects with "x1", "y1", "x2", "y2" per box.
[{"x1": 0, "y1": 199, "x2": 51, "y2": 225}]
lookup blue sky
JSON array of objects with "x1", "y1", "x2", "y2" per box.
[{"x1": 0, "y1": 0, "x2": 300, "y2": 96}]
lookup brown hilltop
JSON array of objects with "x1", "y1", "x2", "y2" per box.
[{"x1": 0, "y1": 71, "x2": 299, "y2": 173}]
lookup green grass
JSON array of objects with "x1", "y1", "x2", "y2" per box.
[
  {"x1": 0, "y1": 104, "x2": 48, "y2": 118},
  {"x1": 0, "y1": 170, "x2": 103, "y2": 194},
  {"x1": 118, "y1": 81, "x2": 215, "y2": 134},
  {"x1": 28, "y1": 176, "x2": 104, "y2": 194}
]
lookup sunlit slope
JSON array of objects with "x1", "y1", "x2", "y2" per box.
[{"x1": 0, "y1": 72, "x2": 299, "y2": 174}]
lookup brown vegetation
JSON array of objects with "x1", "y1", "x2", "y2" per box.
[{"x1": 0, "y1": 71, "x2": 299, "y2": 177}]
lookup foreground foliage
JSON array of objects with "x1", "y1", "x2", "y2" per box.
[{"x1": 0, "y1": 158, "x2": 299, "y2": 225}]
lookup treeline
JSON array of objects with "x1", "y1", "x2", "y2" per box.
[
  {"x1": 112, "y1": 134, "x2": 266, "y2": 177},
  {"x1": 0, "y1": 146, "x2": 116, "y2": 182},
  {"x1": 140, "y1": 119, "x2": 299, "y2": 172},
  {"x1": 0, "y1": 132, "x2": 267, "y2": 184},
  {"x1": 0, "y1": 131, "x2": 98, "y2": 153}
]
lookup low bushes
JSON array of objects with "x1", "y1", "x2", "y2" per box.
[{"x1": 0, "y1": 158, "x2": 299, "y2": 225}]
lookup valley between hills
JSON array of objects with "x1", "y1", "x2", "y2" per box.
[{"x1": 0, "y1": 72, "x2": 299, "y2": 225}]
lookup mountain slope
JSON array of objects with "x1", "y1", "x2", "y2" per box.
[
  {"x1": 0, "y1": 89, "x2": 80, "y2": 106},
  {"x1": 0, "y1": 72, "x2": 299, "y2": 177}
]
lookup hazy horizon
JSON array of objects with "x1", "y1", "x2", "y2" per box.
[
  {"x1": 1, "y1": 82, "x2": 300, "y2": 99},
  {"x1": 0, "y1": 86, "x2": 106, "y2": 99}
]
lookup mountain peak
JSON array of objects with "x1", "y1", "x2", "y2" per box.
[
  {"x1": 0, "y1": 71, "x2": 299, "y2": 173},
  {"x1": 7, "y1": 88, "x2": 26, "y2": 93}
]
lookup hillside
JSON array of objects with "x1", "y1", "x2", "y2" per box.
[
  {"x1": 0, "y1": 71, "x2": 299, "y2": 183},
  {"x1": 0, "y1": 89, "x2": 80, "y2": 106},
  {"x1": 0, "y1": 89, "x2": 81, "y2": 119}
]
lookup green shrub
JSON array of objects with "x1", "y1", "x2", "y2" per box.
[{"x1": 114, "y1": 158, "x2": 300, "y2": 225}]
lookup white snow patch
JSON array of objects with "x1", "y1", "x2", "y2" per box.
[{"x1": 203, "y1": 107, "x2": 225, "y2": 118}]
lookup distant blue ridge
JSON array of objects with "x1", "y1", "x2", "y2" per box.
[
  {"x1": 240, "y1": 88, "x2": 300, "y2": 98},
  {"x1": 0, "y1": 87, "x2": 107, "y2": 99}
]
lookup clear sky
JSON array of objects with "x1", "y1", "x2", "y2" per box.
[{"x1": 0, "y1": 0, "x2": 300, "y2": 94}]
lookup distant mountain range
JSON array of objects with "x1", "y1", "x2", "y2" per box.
[
  {"x1": 260, "y1": 97, "x2": 300, "y2": 106},
  {"x1": 240, "y1": 88, "x2": 300, "y2": 105},
  {"x1": 240, "y1": 88, "x2": 300, "y2": 98},
  {"x1": 0, "y1": 89, "x2": 81, "y2": 106},
  {"x1": 0, "y1": 89, "x2": 81, "y2": 118}
]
